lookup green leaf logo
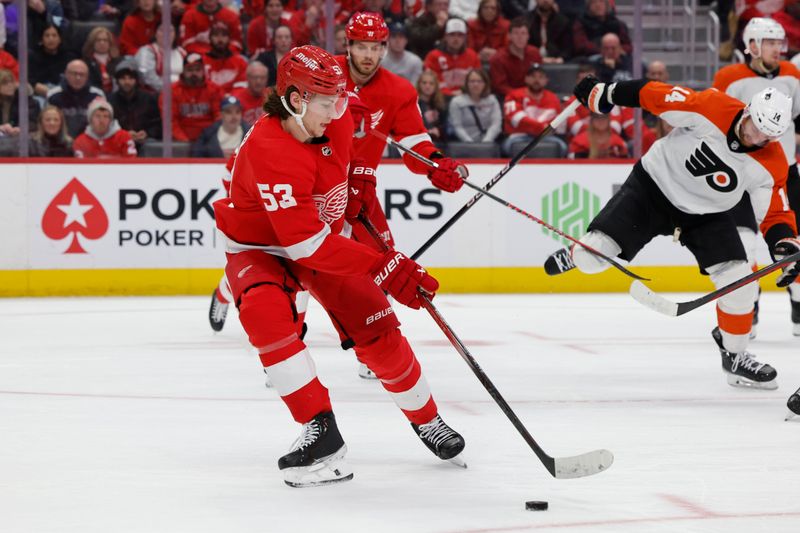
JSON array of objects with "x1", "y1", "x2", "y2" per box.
[{"x1": 541, "y1": 183, "x2": 600, "y2": 246}]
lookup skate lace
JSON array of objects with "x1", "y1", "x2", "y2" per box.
[
  {"x1": 731, "y1": 351, "x2": 765, "y2": 374},
  {"x1": 289, "y1": 420, "x2": 321, "y2": 452},
  {"x1": 417, "y1": 416, "x2": 455, "y2": 448}
]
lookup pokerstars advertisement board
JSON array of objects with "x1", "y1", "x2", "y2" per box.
[{"x1": 0, "y1": 160, "x2": 773, "y2": 274}]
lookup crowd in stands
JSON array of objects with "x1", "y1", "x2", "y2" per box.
[{"x1": 0, "y1": 0, "x2": 797, "y2": 159}]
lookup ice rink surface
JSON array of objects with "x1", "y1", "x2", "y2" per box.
[{"x1": 2, "y1": 292, "x2": 800, "y2": 533}]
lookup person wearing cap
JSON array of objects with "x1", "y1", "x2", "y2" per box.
[
  {"x1": 230, "y1": 61, "x2": 270, "y2": 127},
  {"x1": 501, "y1": 63, "x2": 561, "y2": 155},
  {"x1": 423, "y1": 17, "x2": 480, "y2": 96},
  {"x1": 406, "y1": 0, "x2": 450, "y2": 58},
  {"x1": 203, "y1": 21, "x2": 248, "y2": 93},
  {"x1": 382, "y1": 21, "x2": 423, "y2": 86},
  {"x1": 47, "y1": 59, "x2": 106, "y2": 138},
  {"x1": 108, "y1": 59, "x2": 161, "y2": 153},
  {"x1": 180, "y1": 0, "x2": 243, "y2": 55},
  {"x1": 119, "y1": 0, "x2": 161, "y2": 56},
  {"x1": 466, "y1": 0, "x2": 509, "y2": 63},
  {"x1": 191, "y1": 95, "x2": 248, "y2": 158},
  {"x1": 489, "y1": 16, "x2": 543, "y2": 98},
  {"x1": 73, "y1": 98, "x2": 138, "y2": 158},
  {"x1": 159, "y1": 52, "x2": 224, "y2": 142}
]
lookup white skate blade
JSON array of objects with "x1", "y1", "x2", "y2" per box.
[
  {"x1": 785, "y1": 411, "x2": 797, "y2": 421},
  {"x1": 554, "y1": 449, "x2": 614, "y2": 479},
  {"x1": 357, "y1": 363, "x2": 377, "y2": 380},
  {"x1": 283, "y1": 446, "x2": 353, "y2": 488},
  {"x1": 629, "y1": 281, "x2": 679, "y2": 316},
  {"x1": 447, "y1": 454, "x2": 467, "y2": 469},
  {"x1": 726, "y1": 373, "x2": 778, "y2": 390}
]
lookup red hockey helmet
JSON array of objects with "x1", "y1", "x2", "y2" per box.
[
  {"x1": 277, "y1": 46, "x2": 348, "y2": 119},
  {"x1": 345, "y1": 12, "x2": 389, "y2": 42}
]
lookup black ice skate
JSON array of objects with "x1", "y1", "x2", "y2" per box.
[
  {"x1": 544, "y1": 247, "x2": 576, "y2": 275},
  {"x1": 278, "y1": 411, "x2": 353, "y2": 488},
  {"x1": 208, "y1": 289, "x2": 229, "y2": 332},
  {"x1": 412, "y1": 414, "x2": 466, "y2": 467},
  {"x1": 712, "y1": 327, "x2": 777, "y2": 390},
  {"x1": 790, "y1": 298, "x2": 800, "y2": 337},
  {"x1": 786, "y1": 387, "x2": 800, "y2": 421}
]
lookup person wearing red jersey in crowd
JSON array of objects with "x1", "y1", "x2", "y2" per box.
[
  {"x1": 489, "y1": 17, "x2": 543, "y2": 98},
  {"x1": 548, "y1": 76, "x2": 798, "y2": 392},
  {"x1": 501, "y1": 63, "x2": 561, "y2": 156},
  {"x1": 338, "y1": 12, "x2": 469, "y2": 378},
  {"x1": 203, "y1": 22, "x2": 248, "y2": 93},
  {"x1": 213, "y1": 45, "x2": 466, "y2": 487},
  {"x1": 712, "y1": 17, "x2": 800, "y2": 337},
  {"x1": 119, "y1": 0, "x2": 161, "y2": 56},
  {"x1": 246, "y1": 0, "x2": 305, "y2": 55},
  {"x1": 180, "y1": 0, "x2": 243, "y2": 55},
  {"x1": 231, "y1": 61, "x2": 270, "y2": 127},
  {"x1": 423, "y1": 18, "x2": 481, "y2": 97},
  {"x1": 73, "y1": 99, "x2": 138, "y2": 158},
  {"x1": 567, "y1": 112, "x2": 628, "y2": 159},
  {"x1": 160, "y1": 53, "x2": 224, "y2": 141},
  {"x1": 466, "y1": 0, "x2": 508, "y2": 63}
]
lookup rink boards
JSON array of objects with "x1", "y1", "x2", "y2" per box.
[{"x1": 0, "y1": 159, "x2": 779, "y2": 296}]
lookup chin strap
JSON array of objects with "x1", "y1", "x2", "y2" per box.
[{"x1": 280, "y1": 95, "x2": 313, "y2": 139}]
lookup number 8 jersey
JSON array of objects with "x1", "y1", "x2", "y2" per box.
[{"x1": 213, "y1": 111, "x2": 383, "y2": 277}]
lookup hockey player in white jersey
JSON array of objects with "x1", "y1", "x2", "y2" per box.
[
  {"x1": 713, "y1": 17, "x2": 800, "y2": 337},
  {"x1": 547, "y1": 76, "x2": 799, "y2": 390}
]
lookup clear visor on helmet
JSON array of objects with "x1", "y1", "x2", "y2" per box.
[{"x1": 305, "y1": 92, "x2": 349, "y2": 120}]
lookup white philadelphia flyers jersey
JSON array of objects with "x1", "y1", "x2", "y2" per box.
[
  {"x1": 638, "y1": 82, "x2": 792, "y2": 234},
  {"x1": 713, "y1": 61, "x2": 800, "y2": 163}
]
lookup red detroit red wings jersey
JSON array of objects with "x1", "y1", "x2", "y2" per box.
[
  {"x1": 503, "y1": 87, "x2": 562, "y2": 136},
  {"x1": 214, "y1": 113, "x2": 382, "y2": 277},
  {"x1": 335, "y1": 55, "x2": 438, "y2": 175}
]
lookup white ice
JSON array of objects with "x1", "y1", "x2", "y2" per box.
[{"x1": 2, "y1": 292, "x2": 800, "y2": 533}]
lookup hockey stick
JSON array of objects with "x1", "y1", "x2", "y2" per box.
[
  {"x1": 358, "y1": 213, "x2": 614, "y2": 479},
  {"x1": 371, "y1": 99, "x2": 581, "y2": 261},
  {"x1": 630, "y1": 251, "x2": 800, "y2": 316},
  {"x1": 375, "y1": 133, "x2": 647, "y2": 281}
]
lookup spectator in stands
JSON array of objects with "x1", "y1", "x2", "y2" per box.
[
  {"x1": 383, "y1": 21, "x2": 423, "y2": 86},
  {"x1": 47, "y1": 59, "x2": 106, "y2": 138},
  {"x1": 450, "y1": 0, "x2": 479, "y2": 20},
  {"x1": 73, "y1": 98, "x2": 138, "y2": 158},
  {"x1": 406, "y1": 0, "x2": 449, "y2": 58},
  {"x1": 180, "y1": 0, "x2": 243, "y2": 55},
  {"x1": 203, "y1": 21, "x2": 248, "y2": 93},
  {"x1": 567, "y1": 112, "x2": 627, "y2": 159},
  {"x1": 646, "y1": 59, "x2": 668, "y2": 82},
  {"x1": 501, "y1": 63, "x2": 561, "y2": 155},
  {"x1": 25, "y1": 0, "x2": 69, "y2": 56},
  {"x1": 416, "y1": 69, "x2": 448, "y2": 142},
  {"x1": 572, "y1": 0, "x2": 632, "y2": 58},
  {"x1": 333, "y1": 24, "x2": 348, "y2": 55},
  {"x1": 29, "y1": 105, "x2": 74, "y2": 157},
  {"x1": 191, "y1": 95, "x2": 247, "y2": 157},
  {"x1": 29, "y1": 24, "x2": 75, "y2": 98},
  {"x1": 489, "y1": 16, "x2": 542, "y2": 98},
  {"x1": 254, "y1": 25, "x2": 292, "y2": 87},
  {"x1": 230, "y1": 61, "x2": 269, "y2": 127},
  {"x1": 466, "y1": 0, "x2": 508, "y2": 63},
  {"x1": 774, "y1": 3, "x2": 800, "y2": 57},
  {"x1": 160, "y1": 52, "x2": 223, "y2": 142},
  {"x1": 0, "y1": 69, "x2": 40, "y2": 144},
  {"x1": 528, "y1": 0, "x2": 572, "y2": 63},
  {"x1": 423, "y1": 18, "x2": 481, "y2": 96},
  {"x1": 361, "y1": 0, "x2": 404, "y2": 26},
  {"x1": 82, "y1": 27, "x2": 121, "y2": 95},
  {"x1": 294, "y1": 0, "x2": 331, "y2": 48},
  {"x1": 247, "y1": 0, "x2": 303, "y2": 56},
  {"x1": 108, "y1": 59, "x2": 161, "y2": 154},
  {"x1": 447, "y1": 68, "x2": 502, "y2": 142},
  {"x1": 119, "y1": 0, "x2": 161, "y2": 56},
  {"x1": 0, "y1": 44, "x2": 17, "y2": 80},
  {"x1": 590, "y1": 32, "x2": 632, "y2": 83},
  {"x1": 135, "y1": 23, "x2": 186, "y2": 93}
]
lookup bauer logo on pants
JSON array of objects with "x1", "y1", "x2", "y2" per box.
[
  {"x1": 540, "y1": 183, "x2": 600, "y2": 246},
  {"x1": 41, "y1": 177, "x2": 109, "y2": 254}
]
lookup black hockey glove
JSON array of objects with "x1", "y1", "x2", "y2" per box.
[
  {"x1": 574, "y1": 75, "x2": 614, "y2": 114},
  {"x1": 774, "y1": 237, "x2": 800, "y2": 287}
]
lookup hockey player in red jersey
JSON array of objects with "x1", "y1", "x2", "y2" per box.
[
  {"x1": 547, "y1": 76, "x2": 799, "y2": 391},
  {"x1": 712, "y1": 17, "x2": 800, "y2": 338},
  {"x1": 213, "y1": 45, "x2": 465, "y2": 487}
]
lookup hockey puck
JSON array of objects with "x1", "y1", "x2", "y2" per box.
[{"x1": 525, "y1": 501, "x2": 548, "y2": 511}]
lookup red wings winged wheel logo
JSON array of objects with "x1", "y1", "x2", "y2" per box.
[{"x1": 42, "y1": 178, "x2": 109, "y2": 254}]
